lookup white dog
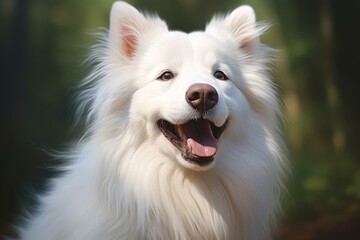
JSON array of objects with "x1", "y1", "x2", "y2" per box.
[{"x1": 20, "y1": 2, "x2": 287, "y2": 239}]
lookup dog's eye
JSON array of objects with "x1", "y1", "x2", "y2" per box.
[
  {"x1": 158, "y1": 71, "x2": 174, "y2": 81},
  {"x1": 213, "y1": 70, "x2": 228, "y2": 81}
]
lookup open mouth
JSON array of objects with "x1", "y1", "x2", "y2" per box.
[{"x1": 157, "y1": 118, "x2": 227, "y2": 166}]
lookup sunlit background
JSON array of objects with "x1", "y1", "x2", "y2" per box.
[{"x1": 1, "y1": 0, "x2": 360, "y2": 239}]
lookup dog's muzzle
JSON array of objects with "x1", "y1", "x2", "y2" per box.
[{"x1": 157, "y1": 83, "x2": 227, "y2": 167}]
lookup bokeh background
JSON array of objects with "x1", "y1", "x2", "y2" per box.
[{"x1": 1, "y1": 0, "x2": 360, "y2": 239}]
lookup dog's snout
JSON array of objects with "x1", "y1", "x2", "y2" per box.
[{"x1": 186, "y1": 84, "x2": 218, "y2": 113}]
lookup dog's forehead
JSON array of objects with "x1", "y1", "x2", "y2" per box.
[
  {"x1": 151, "y1": 31, "x2": 224, "y2": 61},
  {"x1": 189, "y1": 31, "x2": 224, "y2": 56},
  {"x1": 154, "y1": 31, "x2": 192, "y2": 52},
  {"x1": 166, "y1": 31, "x2": 220, "y2": 49}
]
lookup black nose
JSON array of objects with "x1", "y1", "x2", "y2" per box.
[{"x1": 186, "y1": 83, "x2": 218, "y2": 113}]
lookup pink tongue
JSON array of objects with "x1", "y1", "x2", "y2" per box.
[
  {"x1": 187, "y1": 138, "x2": 217, "y2": 157},
  {"x1": 179, "y1": 119, "x2": 218, "y2": 158}
]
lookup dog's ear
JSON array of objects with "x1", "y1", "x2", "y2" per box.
[
  {"x1": 206, "y1": 5, "x2": 264, "y2": 54},
  {"x1": 109, "y1": 1, "x2": 167, "y2": 60},
  {"x1": 109, "y1": 2, "x2": 145, "y2": 59}
]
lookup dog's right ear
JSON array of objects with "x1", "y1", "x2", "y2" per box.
[
  {"x1": 206, "y1": 5, "x2": 265, "y2": 55},
  {"x1": 109, "y1": 2, "x2": 145, "y2": 59},
  {"x1": 109, "y1": 1, "x2": 167, "y2": 61}
]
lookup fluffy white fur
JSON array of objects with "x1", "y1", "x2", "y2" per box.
[{"x1": 20, "y1": 2, "x2": 287, "y2": 239}]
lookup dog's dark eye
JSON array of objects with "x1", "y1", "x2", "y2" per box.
[
  {"x1": 213, "y1": 70, "x2": 228, "y2": 81},
  {"x1": 158, "y1": 71, "x2": 174, "y2": 81}
]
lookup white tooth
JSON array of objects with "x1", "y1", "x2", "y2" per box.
[
  {"x1": 176, "y1": 125, "x2": 184, "y2": 139},
  {"x1": 187, "y1": 139, "x2": 195, "y2": 154},
  {"x1": 214, "y1": 118, "x2": 226, "y2": 127}
]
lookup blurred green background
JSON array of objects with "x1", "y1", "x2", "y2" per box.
[{"x1": 1, "y1": 0, "x2": 360, "y2": 239}]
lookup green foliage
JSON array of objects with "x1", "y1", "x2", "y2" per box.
[{"x1": 287, "y1": 152, "x2": 360, "y2": 221}]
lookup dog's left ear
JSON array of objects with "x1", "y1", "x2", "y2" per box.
[
  {"x1": 109, "y1": 1, "x2": 167, "y2": 61},
  {"x1": 206, "y1": 5, "x2": 262, "y2": 54}
]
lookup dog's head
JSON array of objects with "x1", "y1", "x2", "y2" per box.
[{"x1": 86, "y1": 2, "x2": 277, "y2": 172}]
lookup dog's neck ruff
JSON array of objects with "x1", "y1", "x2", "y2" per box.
[{"x1": 95, "y1": 125, "x2": 275, "y2": 240}]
